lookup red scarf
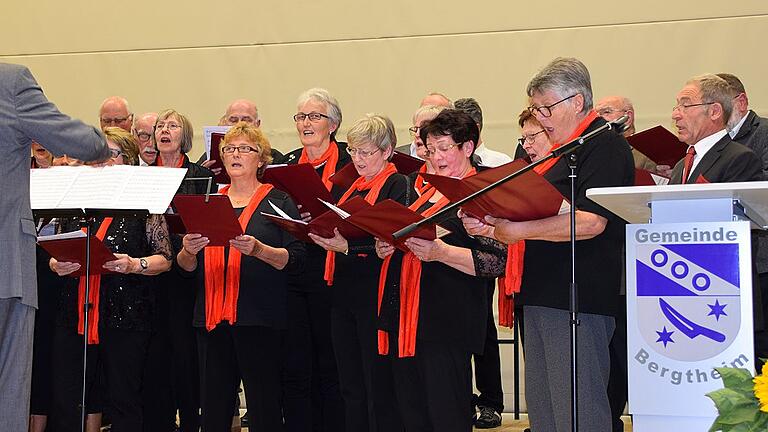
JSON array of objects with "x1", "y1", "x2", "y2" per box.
[
  {"x1": 498, "y1": 110, "x2": 599, "y2": 328},
  {"x1": 299, "y1": 141, "x2": 340, "y2": 191},
  {"x1": 157, "y1": 153, "x2": 185, "y2": 168},
  {"x1": 203, "y1": 183, "x2": 274, "y2": 330},
  {"x1": 378, "y1": 167, "x2": 477, "y2": 357},
  {"x1": 324, "y1": 163, "x2": 398, "y2": 286},
  {"x1": 414, "y1": 163, "x2": 430, "y2": 195},
  {"x1": 77, "y1": 217, "x2": 113, "y2": 344}
]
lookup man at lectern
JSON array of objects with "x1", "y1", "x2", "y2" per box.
[
  {"x1": 0, "y1": 62, "x2": 108, "y2": 431},
  {"x1": 461, "y1": 57, "x2": 635, "y2": 432}
]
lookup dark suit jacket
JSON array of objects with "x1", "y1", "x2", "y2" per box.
[
  {"x1": 669, "y1": 133, "x2": 763, "y2": 184},
  {"x1": 0, "y1": 63, "x2": 108, "y2": 307},
  {"x1": 733, "y1": 110, "x2": 768, "y2": 179}
]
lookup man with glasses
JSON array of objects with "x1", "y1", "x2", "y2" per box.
[
  {"x1": 132, "y1": 112, "x2": 158, "y2": 166},
  {"x1": 395, "y1": 92, "x2": 454, "y2": 156},
  {"x1": 98, "y1": 96, "x2": 133, "y2": 132}
]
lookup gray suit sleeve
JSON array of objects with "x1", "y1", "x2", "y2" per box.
[{"x1": 14, "y1": 66, "x2": 108, "y2": 162}]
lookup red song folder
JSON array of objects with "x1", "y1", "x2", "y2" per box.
[
  {"x1": 38, "y1": 232, "x2": 118, "y2": 277},
  {"x1": 171, "y1": 195, "x2": 243, "y2": 246},
  {"x1": 261, "y1": 196, "x2": 372, "y2": 243},
  {"x1": 344, "y1": 199, "x2": 449, "y2": 252},
  {"x1": 330, "y1": 152, "x2": 426, "y2": 190},
  {"x1": 627, "y1": 125, "x2": 686, "y2": 167},
  {"x1": 262, "y1": 164, "x2": 333, "y2": 219},
  {"x1": 209, "y1": 132, "x2": 232, "y2": 185},
  {"x1": 420, "y1": 160, "x2": 569, "y2": 222},
  {"x1": 634, "y1": 168, "x2": 670, "y2": 186}
]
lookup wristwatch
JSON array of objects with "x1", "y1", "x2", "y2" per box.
[{"x1": 139, "y1": 258, "x2": 148, "y2": 273}]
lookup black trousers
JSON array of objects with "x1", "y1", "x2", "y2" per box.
[
  {"x1": 391, "y1": 339, "x2": 473, "y2": 432},
  {"x1": 197, "y1": 324, "x2": 283, "y2": 432},
  {"x1": 607, "y1": 296, "x2": 628, "y2": 432},
  {"x1": 331, "y1": 305, "x2": 402, "y2": 432},
  {"x1": 141, "y1": 312, "x2": 177, "y2": 432},
  {"x1": 283, "y1": 289, "x2": 344, "y2": 432},
  {"x1": 472, "y1": 283, "x2": 504, "y2": 413},
  {"x1": 169, "y1": 283, "x2": 201, "y2": 432},
  {"x1": 51, "y1": 326, "x2": 150, "y2": 432}
]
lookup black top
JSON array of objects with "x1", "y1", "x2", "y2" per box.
[
  {"x1": 280, "y1": 141, "x2": 352, "y2": 293},
  {"x1": 185, "y1": 188, "x2": 305, "y2": 329},
  {"x1": 379, "y1": 199, "x2": 507, "y2": 354},
  {"x1": 56, "y1": 215, "x2": 173, "y2": 332},
  {"x1": 518, "y1": 117, "x2": 635, "y2": 317},
  {"x1": 331, "y1": 173, "x2": 413, "y2": 309}
]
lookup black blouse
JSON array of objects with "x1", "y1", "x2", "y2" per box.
[
  {"x1": 186, "y1": 188, "x2": 305, "y2": 329},
  {"x1": 281, "y1": 141, "x2": 352, "y2": 293},
  {"x1": 56, "y1": 215, "x2": 173, "y2": 332}
]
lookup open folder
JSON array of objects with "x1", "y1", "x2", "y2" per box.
[
  {"x1": 171, "y1": 195, "x2": 243, "y2": 246},
  {"x1": 38, "y1": 231, "x2": 117, "y2": 277},
  {"x1": 330, "y1": 152, "x2": 425, "y2": 190},
  {"x1": 262, "y1": 164, "x2": 333, "y2": 219},
  {"x1": 261, "y1": 196, "x2": 371, "y2": 243},
  {"x1": 420, "y1": 160, "x2": 569, "y2": 222},
  {"x1": 627, "y1": 125, "x2": 686, "y2": 167},
  {"x1": 208, "y1": 132, "x2": 232, "y2": 185},
  {"x1": 635, "y1": 168, "x2": 670, "y2": 186}
]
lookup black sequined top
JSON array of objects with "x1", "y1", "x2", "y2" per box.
[{"x1": 56, "y1": 215, "x2": 173, "y2": 332}]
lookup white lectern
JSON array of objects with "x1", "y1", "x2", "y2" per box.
[{"x1": 587, "y1": 182, "x2": 768, "y2": 431}]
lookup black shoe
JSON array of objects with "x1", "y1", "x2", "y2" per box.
[{"x1": 474, "y1": 406, "x2": 502, "y2": 429}]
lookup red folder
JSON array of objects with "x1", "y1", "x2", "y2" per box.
[
  {"x1": 38, "y1": 236, "x2": 118, "y2": 277},
  {"x1": 262, "y1": 164, "x2": 332, "y2": 219},
  {"x1": 627, "y1": 125, "x2": 686, "y2": 167},
  {"x1": 209, "y1": 132, "x2": 232, "y2": 185},
  {"x1": 330, "y1": 152, "x2": 426, "y2": 190},
  {"x1": 634, "y1": 168, "x2": 669, "y2": 186},
  {"x1": 172, "y1": 195, "x2": 243, "y2": 246},
  {"x1": 262, "y1": 196, "x2": 372, "y2": 243},
  {"x1": 420, "y1": 160, "x2": 568, "y2": 222},
  {"x1": 164, "y1": 213, "x2": 187, "y2": 234},
  {"x1": 345, "y1": 199, "x2": 445, "y2": 252}
]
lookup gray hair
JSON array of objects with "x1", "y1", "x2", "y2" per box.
[
  {"x1": 152, "y1": 109, "x2": 194, "y2": 154},
  {"x1": 526, "y1": 57, "x2": 593, "y2": 113},
  {"x1": 454, "y1": 97, "x2": 483, "y2": 132},
  {"x1": 412, "y1": 105, "x2": 447, "y2": 124},
  {"x1": 687, "y1": 74, "x2": 733, "y2": 124},
  {"x1": 297, "y1": 88, "x2": 342, "y2": 131},
  {"x1": 715, "y1": 73, "x2": 746, "y2": 96},
  {"x1": 346, "y1": 113, "x2": 396, "y2": 158}
]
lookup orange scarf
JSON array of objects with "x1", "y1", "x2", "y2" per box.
[
  {"x1": 299, "y1": 141, "x2": 340, "y2": 191},
  {"x1": 497, "y1": 110, "x2": 599, "y2": 328},
  {"x1": 77, "y1": 217, "x2": 114, "y2": 344},
  {"x1": 324, "y1": 163, "x2": 398, "y2": 286},
  {"x1": 414, "y1": 164, "x2": 430, "y2": 195},
  {"x1": 157, "y1": 153, "x2": 185, "y2": 168},
  {"x1": 203, "y1": 183, "x2": 274, "y2": 331},
  {"x1": 378, "y1": 167, "x2": 477, "y2": 357}
]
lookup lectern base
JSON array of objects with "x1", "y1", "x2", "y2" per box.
[{"x1": 633, "y1": 414, "x2": 714, "y2": 431}]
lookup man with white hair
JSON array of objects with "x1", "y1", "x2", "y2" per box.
[
  {"x1": 396, "y1": 92, "x2": 454, "y2": 155},
  {"x1": 98, "y1": 96, "x2": 133, "y2": 132},
  {"x1": 132, "y1": 112, "x2": 158, "y2": 166}
]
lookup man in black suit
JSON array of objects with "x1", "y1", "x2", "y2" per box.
[{"x1": 669, "y1": 74, "x2": 762, "y2": 184}]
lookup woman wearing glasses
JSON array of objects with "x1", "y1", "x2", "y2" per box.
[
  {"x1": 149, "y1": 109, "x2": 216, "y2": 432},
  {"x1": 375, "y1": 109, "x2": 507, "y2": 432},
  {"x1": 518, "y1": 109, "x2": 554, "y2": 163},
  {"x1": 48, "y1": 127, "x2": 174, "y2": 431},
  {"x1": 407, "y1": 105, "x2": 446, "y2": 195},
  {"x1": 308, "y1": 114, "x2": 410, "y2": 432},
  {"x1": 279, "y1": 88, "x2": 349, "y2": 431},
  {"x1": 462, "y1": 58, "x2": 634, "y2": 432},
  {"x1": 177, "y1": 123, "x2": 304, "y2": 431}
]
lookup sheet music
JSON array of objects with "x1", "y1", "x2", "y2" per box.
[
  {"x1": 319, "y1": 199, "x2": 351, "y2": 218},
  {"x1": 38, "y1": 230, "x2": 86, "y2": 241},
  {"x1": 266, "y1": 200, "x2": 307, "y2": 224},
  {"x1": 31, "y1": 165, "x2": 187, "y2": 214},
  {"x1": 651, "y1": 173, "x2": 670, "y2": 186},
  {"x1": 557, "y1": 199, "x2": 571, "y2": 215},
  {"x1": 203, "y1": 126, "x2": 231, "y2": 159}
]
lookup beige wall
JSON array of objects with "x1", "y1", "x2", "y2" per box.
[{"x1": 3, "y1": 2, "x2": 767, "y2": 158}]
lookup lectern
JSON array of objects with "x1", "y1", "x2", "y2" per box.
[{"x1": 587, "y1": 181, "x2": 768, "y2": 431}]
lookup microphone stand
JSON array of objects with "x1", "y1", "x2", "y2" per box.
[{"x1": 567, "y1": 152, "x2": 579, "y2": 432}]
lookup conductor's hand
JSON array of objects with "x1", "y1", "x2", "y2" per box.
[
  {"x1": 50, "y1": 258, "x2": 80, "y2": 276},
  {"x1": 308, "y1": 228, "x2": 349, "y2": 254},
  {"x1": 375, "y1": 239, "x2": 395, "y2": 259},
  {"x1": 182, "y1": 233, "x2": 209, "y2": 256},
  {"x1": 230, "y1": 234, "x2": 263, "y2": 256},
  {"x1": 458, "y1": 209, "x2": 495, "y2": 238}
]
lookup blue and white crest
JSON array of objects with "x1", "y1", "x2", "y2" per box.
[{"x1": 635, "y1": 243, "x2": 741, "y2": 361}]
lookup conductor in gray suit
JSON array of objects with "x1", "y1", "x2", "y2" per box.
[{"x1": 0, "y1": 63, "x2": 108, "y2": 430}]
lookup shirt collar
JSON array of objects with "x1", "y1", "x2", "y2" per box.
[{"x1": 728, "y1": 112, "x2": 750, "y2": 138}]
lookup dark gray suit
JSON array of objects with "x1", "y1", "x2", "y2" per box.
[
  {"x1": 0, "y1": 63, "x2": 107, "y2": 429},
  {"x1": 669, "y1": 133, "x2": 763, "y2": 184}
]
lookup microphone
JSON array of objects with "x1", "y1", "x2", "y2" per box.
[{"x1": 609, "y1": 114, "x2": 630, "y2": 134}]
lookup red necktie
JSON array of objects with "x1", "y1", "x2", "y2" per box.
[{"x1": 682, "y1": 146, "x2": 696, "y2": 183}]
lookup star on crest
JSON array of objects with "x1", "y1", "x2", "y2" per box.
[
  {"x1": 656, "y1": 326, "x2": 675, "y2": 348},
  {"x1": 707, "y1": 299, "x2": 728, "y2": 321}
]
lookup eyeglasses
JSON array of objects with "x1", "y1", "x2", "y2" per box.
[
  {"x1": 408, "y1": 126, "x2": 420, "y2": 135},
  {"x1": 596, "y1": 107, "x2": 627, "y2": 117},
  {"x1": 517, "y1": 129, "x2": 547, "y2": 146},
  {"x1": 155, "y1": 122, "x2": 182, "y2": 131},
  {"x1": 528, "y1": 94, "x2": 578, "y2": 118},
  {"x1": 221, "y1": 145, "x2": 260, "y2": 154},
  {"x1": 108, "y1": 148, "x2": 123, "y2": 159},
  {"x1": 134, "y1": 131, "x2": 152, "y2": 142},
  {"x1": 228, "y1": 116, "x2": 256, "y2": 124},
  {"x1": 425, "y1": 142, "x2": 460, "y2": 156},
  {"x1": 672, "y1": 101, "x2": 715, "y2": 112},
  {"x1": 346, "y1": 147, "x2": 380, "y2": 158},
  {"x1": 101, "y1": 115, "x2": 132, "y2": 125},
  {"x1": 293, "y1": 112, "x2": 329, "y2": 122}
]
